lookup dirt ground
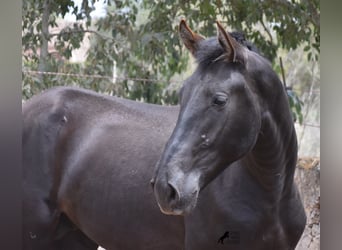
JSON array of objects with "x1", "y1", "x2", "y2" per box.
[{"x1": 295, "y1": 157, "x2": 320, "y2": 250}]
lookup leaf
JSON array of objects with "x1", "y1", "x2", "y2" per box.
[{"x1": 22, "y1": 0, "x2": 320, "y2": 102}]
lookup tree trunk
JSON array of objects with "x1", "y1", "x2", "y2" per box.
[{"x1": 37, "y1": 0, "x2": 51, "y2": 83}]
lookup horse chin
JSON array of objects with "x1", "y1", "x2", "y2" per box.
[{"x1": 158, "y1": 206, "x2": 185, "y2": 216}]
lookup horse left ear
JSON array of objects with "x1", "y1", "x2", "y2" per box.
[{"x1": 216, "y1": 21, "x2": 246, "y2": 65}]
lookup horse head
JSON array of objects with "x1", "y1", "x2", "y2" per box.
[{"x1": 152, "y1": 20, "x2": 271, "y2": 215}]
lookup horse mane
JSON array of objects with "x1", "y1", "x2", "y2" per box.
[{"x1": 195, "y1": 31, "x2": 261, "y2": 67}]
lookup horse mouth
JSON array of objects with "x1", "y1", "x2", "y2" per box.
[
  {"x1": 155, "y1": 189, "x2": 199, "y2": 216},
  {"x1": 158, "y1": 204, "x2": 185, "y2": 216}
]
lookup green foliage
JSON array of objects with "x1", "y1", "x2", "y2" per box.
[
  {"x1": 287, "y1": 88, "x2": 304, "y2": 124},
  {"x1": 85, "y1": 0, "x2": 319, "y2": 111},
  {"x1": 22, "y1": 0, "x2": 319, "y2": 118},
  {"x1": 22, "y1": 0, "x2": 95, "y2": 55},
  {"x1": 22, "y1": 0, "x2": 97, "y2": 98},
  {"x1": 141, "y1": 0, "x2": 319, "y2": 62}
]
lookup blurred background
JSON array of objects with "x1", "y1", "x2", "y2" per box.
[{"x1": 22, "y1": 1, "x2": 320, "y2": 249}]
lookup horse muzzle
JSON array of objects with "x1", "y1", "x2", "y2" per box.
[{"x1": 153, "y1": 170, "x2": 200, "y2": 216}]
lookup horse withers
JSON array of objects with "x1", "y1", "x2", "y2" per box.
[{"x1": 152, "y1": 20, "x2": 306, "y2": 249}]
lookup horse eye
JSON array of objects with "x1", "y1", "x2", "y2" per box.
[{"x1": 212, "y1": 94, "x2": 228, "y2": 106}]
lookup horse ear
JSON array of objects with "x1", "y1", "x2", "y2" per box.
[
  {"x1": 179, "y1": 19, "x2": 204, "y2": 56},
  {"x1": 216, "y1": 21, "x2": 246, "y2": 64}
]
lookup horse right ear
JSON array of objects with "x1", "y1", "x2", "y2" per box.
[
  {"x1": 179, "y1": 19, "x2": 204, "y2": 56},
  {"x1": 216, "y1": 21, "x2": 246, "y2": 65}
]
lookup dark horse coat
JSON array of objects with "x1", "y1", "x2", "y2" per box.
[
  {"x1": 152, "y1": 20, "x2": 306, "y2": 249},
  {"x1": 23, "y1": 20, "x2": 306, "y2": 250},
  {"x1": 23, "y1": 87, "x2": 183, "y2": 249}
]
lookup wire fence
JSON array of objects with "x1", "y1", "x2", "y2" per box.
[
  {"x1": 22, "y1": 69, "x2": 320, "y2": 157},
  {"x1": 23, "y1": 70, "x2": 180, "y2": 84}
]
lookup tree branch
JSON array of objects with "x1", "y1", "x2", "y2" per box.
[
  {"x1": 38, "y1": 0, "x2": 51, "y2": 82},
  {"x1": 260, "y1": 16, "x2": 273, "y2": 46},
  {"x1": 50, "y1": 29, "x2": 114, "y2": 42}
]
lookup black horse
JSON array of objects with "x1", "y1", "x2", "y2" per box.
[
  {"x1": 23, "y1": 88, "x2": 183, "y2": 249},
  {"x1": 152, "y1": 20, "x2": 306, "y2": 249},
  {"x1": 23, "y1": 20, "x2": 306, "y2": 250}
]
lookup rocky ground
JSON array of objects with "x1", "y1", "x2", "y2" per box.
[{"x1": 295, "y1": 157, "x2": 320, "y2": 250}]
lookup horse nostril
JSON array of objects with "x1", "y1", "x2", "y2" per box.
[{"x1": 167, "y1": 182, "x2": 179, "y2": 202}]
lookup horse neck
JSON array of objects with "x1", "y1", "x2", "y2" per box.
[{"x1": 245, "y1": 86, "x2": 298, "y2": 199}]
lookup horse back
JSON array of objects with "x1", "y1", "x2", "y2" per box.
[{"x1": 23, "y1": 86, "x2": 183, "y2": 249}]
